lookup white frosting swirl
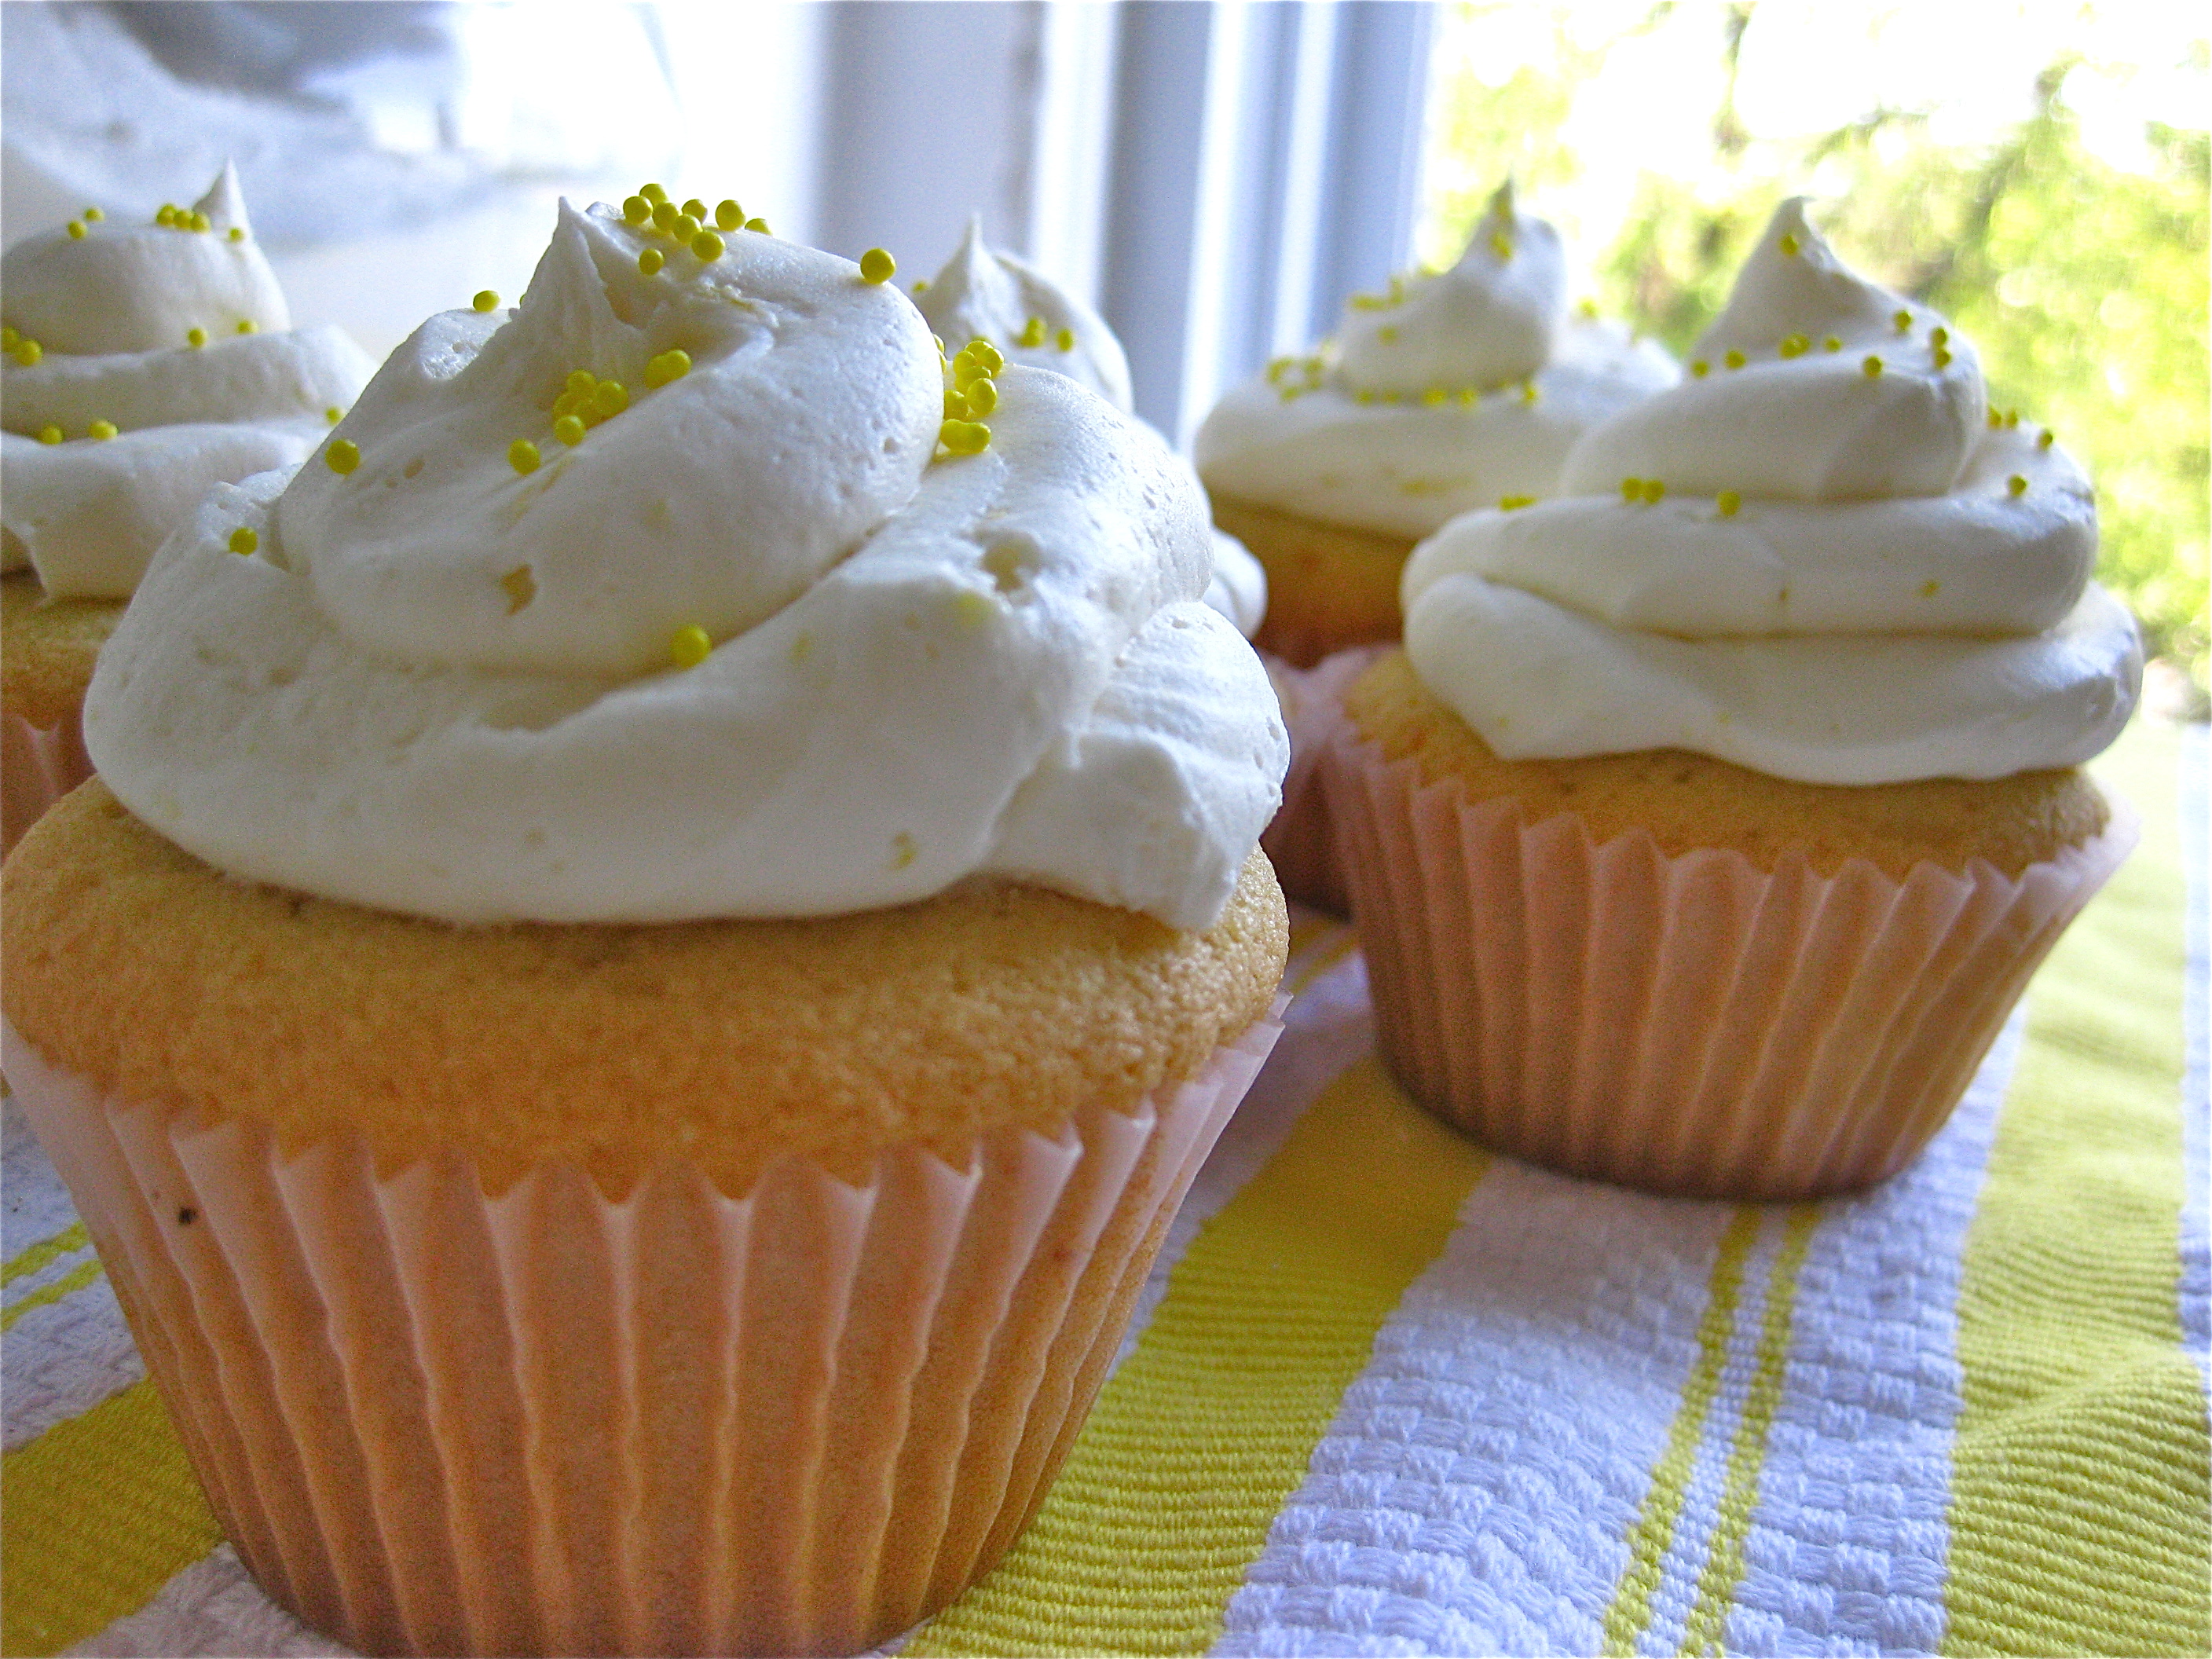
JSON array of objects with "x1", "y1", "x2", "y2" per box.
[
  {"x1": 1194, "y1": 185, "x2": 1677, "y2": 537},
  {"x1": 914, "y1": 218, "x2": 1133, "y2": 412},
  {"x1": 2, "y1": 166, "x2": 374, "y2": 598},
  {"x1": 86, "y1": 201, "x2": 1286, "y2": 931},
  {"x1": 1401, "y1": 199, "x2": 2141, "y2": 785}
]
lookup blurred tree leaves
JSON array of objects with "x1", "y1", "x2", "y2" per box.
[{"x1": 1425, "y1": 4, "x2": 2209, "y2": 676}]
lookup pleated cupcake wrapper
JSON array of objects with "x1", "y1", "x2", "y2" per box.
[
  {"x1": 2, "y1": 703, "x2": 91, "y2": 859},
  {"x1": 5, "y1": 1006, "x2": 1283, "y2": 1657},
  {"x1": 1260, "y1": 646, "x2": 1386, "y2": 913},
  {"x1": 1324, "y1": 731, "x2": 2137, "y2": 1200}
]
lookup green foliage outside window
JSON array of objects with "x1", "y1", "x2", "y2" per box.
[{"x1": 1422, "y1": 4, "x2": 2210, "y2": 683}]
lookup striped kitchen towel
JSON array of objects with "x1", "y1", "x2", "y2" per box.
[{"x1": 5, "y1": 719, "x2": 2206, "y2": 1657}]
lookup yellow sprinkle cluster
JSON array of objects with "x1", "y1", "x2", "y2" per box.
[
  {"x1": 154, "y1": 205, "x2": 213, "y2": 232},
  {"x1": 229, "y1": 527, "x2": 258, "y2": 555},
  {"x1": 627, "y1": 181, "x2": 749, "y2": 269},
  {"x1": 939, "y1": 338, "x2": 1000, "y2": 454},
  {"x1": 474, "y1": 290, "x2": 500, "y2": 313},
  {"x1": 860, "y1": 247, "x2": 896, "y2": 284},
  {"x1": 545, "y1": 367, "x2": 632, "y2": 454},
  {"x1": 670, "y1": 624, "x2": 712, "y2": 669},
  {"x1": 327, "y1": 438, "x2": 360, "y2": 474},
  {"x1": 643, "y1": 350, "x2": 691, "y2": 389},
  {"x1": 1274, "y1": 353, "x2": 1329, "y2": 402}
]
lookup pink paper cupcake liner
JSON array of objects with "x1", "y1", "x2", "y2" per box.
[
  {"x1": 1259, "y1": 646, "x2": 1386, "y2": 913},
  {"x1": 5, "y1": 1005, "x2": 1283, "y2": 1657},
  {"x1": 2, "y1": 703, "x2": 92, "y2": 859},
  {"x1": 1324, "y1": 730, "x2": 2137, "y2": 1199}
]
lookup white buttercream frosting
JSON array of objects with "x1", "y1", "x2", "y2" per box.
[
  {"x1": 1401, "y1": 199, "x2": 2141, "y2": 785},
  {"x1": 2, "y1": 165, "x2": 374, "y2": 597},
  {"x1": 913, "y1": 218, "x2": 1133, "y2": 412},
  {"x1": 86, "y1": 200, "x2": 1287, "y2": 932},
  {"x1": 1194, "y1": 184, "x2": 1679, "y2": 537}
]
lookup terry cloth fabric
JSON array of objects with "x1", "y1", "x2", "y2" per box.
[{"x1": 3, "y1": 720, "x2": 2206, "y2": 1658}]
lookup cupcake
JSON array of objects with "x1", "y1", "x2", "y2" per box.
[
  {"x1": 1327, "y1": 198, "x2": 2141, "y2": 1200},
  {"x1": 3, "y1": 188, "x2": 1288, "y2": 1656},
  {"x1": 0, "y1": 165, "x2": 374, "y2": 852},
  {"x1": 1194, "y1": 181, "x2": 1678, "y2": 669}
]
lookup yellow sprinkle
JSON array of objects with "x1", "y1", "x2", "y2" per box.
[
  {"x1": 2008, "y1": 474, "x2": 2028, "y2": 497},
  {"x1": 474, "y1": 289, "x2": 500, "y2": 313},
  {"x1": 652, "y1": 200, "x2": 679, "y2": 233},
  {"x1": 1355, "y1": 388, "x2": 1377, "y2": 405},
  {"x1": 1932, "y1": 346, "x2": 1952, "y2": 368},
  {"x1": 500, "y1": 565, "x2": 536, "y2": 613},
  {"x1": 2004, "y1": 408, "x2": 2019, "y2": 428},
  {"x1": 891, "y1": 832, "x2": 917, "y2": 870},
  {"x1": 1931, "y1": 326, "x2": 1949, "y2": 348},
  {"x1": 36, "y1": 424, "x2": 61, "y2": 445},
  {"x1": 82, "y1": 207, "x2": 103, "y2": 222},
  {"x1": 1377, "y1": 325, "x2": 1398, "y2": 344},
  {"x1": 1723, "y1": 349, "x2": 1745, "y2": 369},
  {"x1": 1621, "y1": 477, "x2": 1643, "y2": 503},
  {"x1": 1863, "y1": 354, "x2": 1884, "y2": 378},
  {"x1": 672, "y1": 213, "x2": 701, "y2": 241},
  {"x1": 1055, "y1": 328, "x2": 1074, "y2": 351},
  {"x1": 554, "y1": 414, "x2": 587, "y2": 446},
  {"x1": 950, "y1": 589, "x2": 995, "y2": 627},
  {"x1": 1016, "y1": 317, "x2": 1047, "y2": 348},
  {"x1": 912, "y1": 280, "x2": 929, "y2": 293},
  {"x1": 1893, "y1": 309, "x2": 1913, "y2": 332},
  {"x1": 744, "y1": 217, "x2": 769, "y2": 234},
  {"x1": 716, "y1": 200, "x2": 743, "y2": 231},
  {"x1": 236, "y1": 320, "x2": 255, "y2": 335},
  {"x1": 859, "y1": 247, "x2": 896, "y2": 284},
  {"x1": 1520, "y1": 381, "x2": 1539, "y2": 405},
  {"x1": 553, "y1": 390, "x2": 583, "y2": 419},
  {"x1": 691, "y1": 229, "x2": 724, "y2": 261},
  {"x1": 681, "y1": 198, "x2": 709, "y2": 221},
  {"x1": 642, "y1": 181, "x2": 668, "y2": 204},
  {"x1": 186, "y1": 327, "x2": 206, "y2": 348},
  {"x1": 624, "y1": 196, "x2": 651, "y2": 225},
  {"x1": 938, "y1": 419, "x2": 991, "y2": 456},
  {"x1": 1919, "y1": 578, "x2": 1940, "y2": 598},
  {"x1": 1717, "y1": 489, "x2": 1741, "y2": 518},
  {"x1": 13, "y1": 339, "x2": 42, "y2": 366},
  {"x1": 228, "y1": 226, "x2": 244, "y2": 243},
  {"x1": 1778, "y1": 233, "x2": 1800, "y2": 256},
  {"x1": 1642, "y1": 478, "x2": 1665, "y2": 504},
  {"x1": 969, "y1": 339, "x2": 1003, "y2": 372},
  {"x1": 66, "y1": 219, "x2": 86, "y2": 240},
  {"x1": 191, "y1": 211, "x2": 211, "y2": 233},
  {"x1": 644, "y1": 349, "x2": 692, "y2": 389},
  {"x1": 1690, "y1": 360, "x2": 1709, "y2": 378},
  {"x1": 509, "y1": 438, "x2": 540, "y2": 474},
  {"x1": 1490, "y1": 231, "x2": 1512, "y2": 261},
  {"x1": 593, "y1": 381, "x2": 628, "y2": 417},
  {"x1": 1423, "y1": 387, "x2": 1445, "y2": 405},
  {"x1": 1988, "y1": 408, "x2": 2004, "y2": 429},
  {"x1": 1266, "y1": 357, "x2": 1293, "y2": 384},
  {"x1": 1349, "y1": 293, "x2": 1386, "y2": 310},
  {"x1": 324, "y1": 406, "x2": 341, "y2": 424},
  {"x1": 156, "y1": 205, "x2": 177, "y2": 227},
  {"x1": 1499, "y1": 495, "x2": 1536, "y2": 511},
  {"x1": 964, "y1": 378, "x2": 998, "y2": 417},
  {"x1": 1, "y1": 327, "x2": 15, "y2": 349},
  {"x1": 1779, "y1": 333, "x2": 1808, "y2": 357},
  {"x1": 566, "y1": 368, "x2": 596, "y2": 394},
  {"x1": 229, "y1": 526, "x2": 258, "y2": 555},
  {"x1": 2038, "y1": 429, "x2": 2056, "y2": 449},
  {"x1": 670, "y1": 624, "x2": 712, "y2": 669},
  {"x1": 639, "y1": 247, "x2": 665, "y2": 276},
  {"x1": 1456, "y1": 386, "x2": 1478, "y2": 405},
  {"x1": 1824, "y1": 335, "x2": 1842, "y2": 352},
  {"x1": 325, "y1": 438, "x2": 358, "y2": 472},
  {"x1": 1578, "y1": 298, "x2": 1599, "y2": 319}
]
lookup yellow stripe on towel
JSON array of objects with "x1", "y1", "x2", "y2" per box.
[
  {"x1": 911, "y1": 1054, "x2": 1490, "y2": 1657},
  {"x1": 2, "y1": 1221, "x2": 89, "y2": 1289},
  {"x1": 0, "y1": 1258, "x2": 103, "y2": 1334},
  {"x1": 1946, "y1": 722, "x2": 2212, "y2": 1655},
  {"x1": 1, "y1": 1379, "x2": 221, "y2": 1657}
]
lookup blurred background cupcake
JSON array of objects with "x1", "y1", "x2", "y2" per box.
[
  {"x1": 1328, "y1": 199, "x2": 2142, "y2": 1199},
  {"x1": 4, "y1": 192, "x2": 1288, "y2": 1657},
  {"x1": 1, "y1": 166, "x2": 372, "y2": 853}
]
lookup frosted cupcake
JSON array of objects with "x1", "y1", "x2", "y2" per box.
[
  {"x1": 0, "y1": 165, "x2": 373, "y2": 851},
  {"x1": 1328, "y1": 199, "x2": 2141, "y2": 1199},
  {"x1": 1195, "y1": 181, "x2": 1677, "y2": 668},
  {"x1": 4, "y1": 188, "x2": 1287, "y2": 1656}
]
